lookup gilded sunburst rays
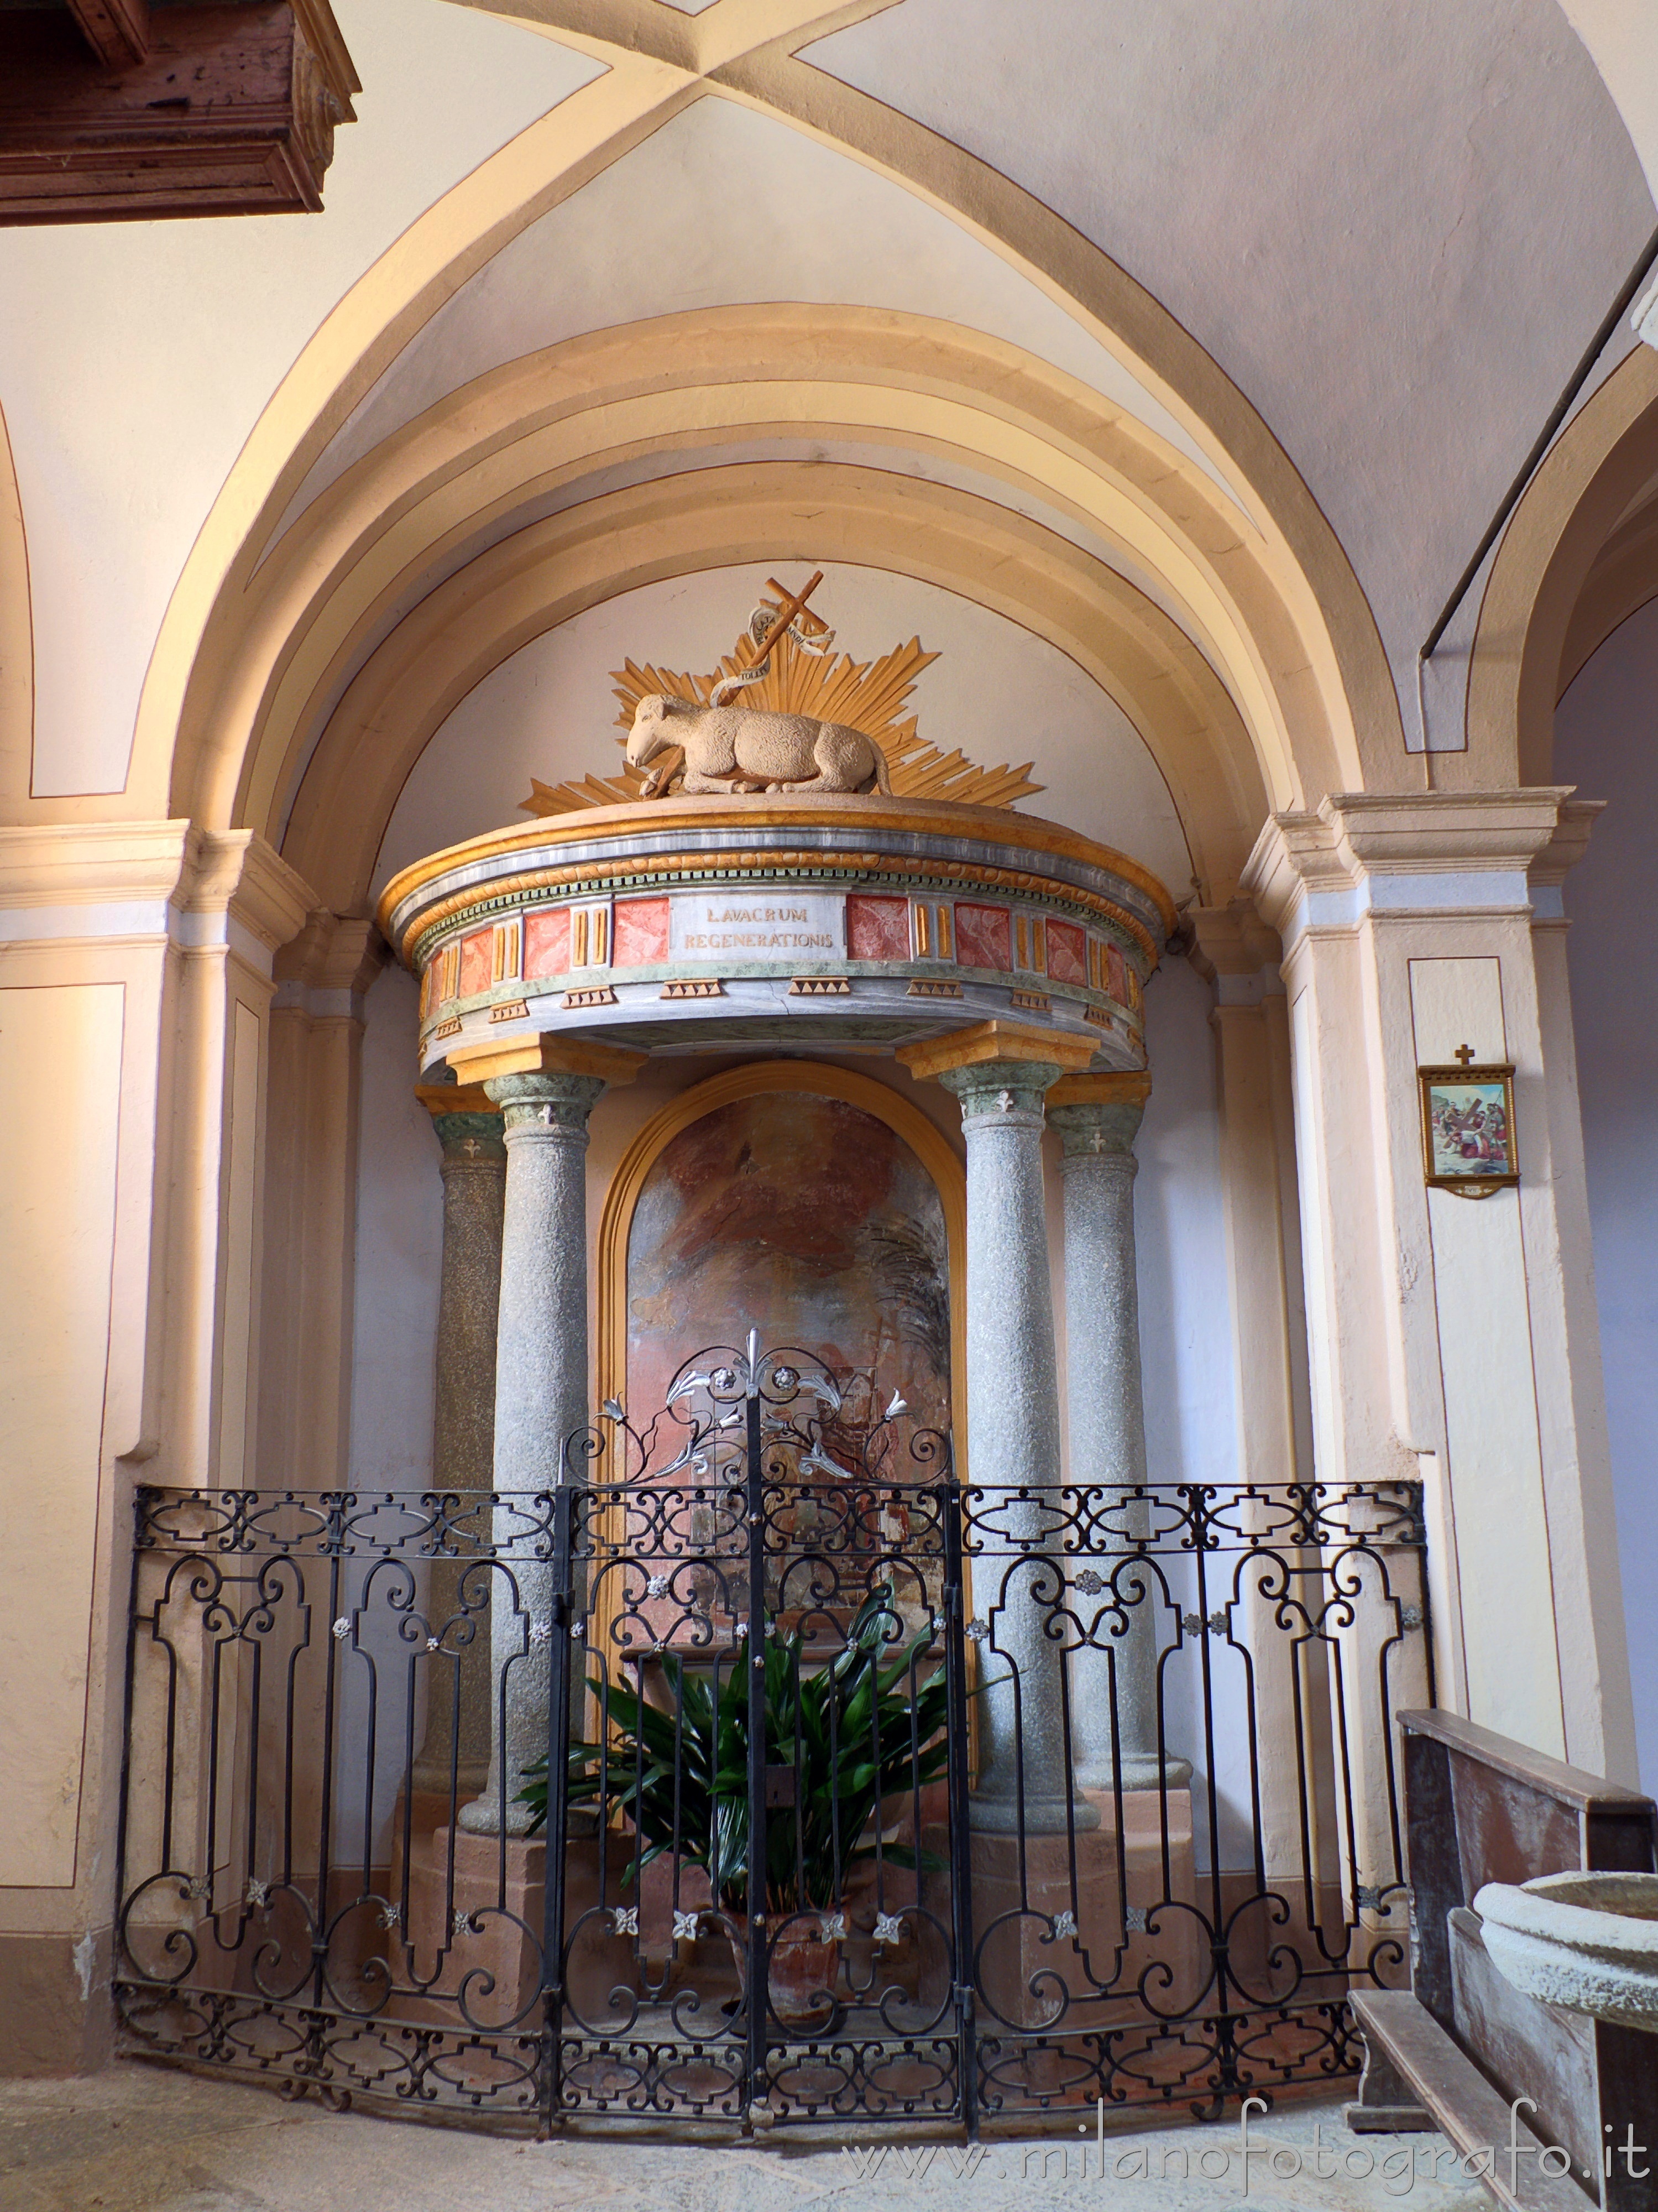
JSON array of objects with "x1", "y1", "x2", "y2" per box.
[{"x1": 519, "y1": 585, "x2": 1044, "y2": 818}]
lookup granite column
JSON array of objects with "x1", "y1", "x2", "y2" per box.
[
  {"x1": 899, "y1": 1026, "x2": 1099, "y2": 1837},
  {"x1": 411, "y1": 1086, "x2": 505, "y2": 1808},
  {"x1": 1048, "y1": 1073, "x2": 1188, "y2": 1792},
  {"x1": 450, "y1": 1040, "x2": 642, "y2": 1837}
]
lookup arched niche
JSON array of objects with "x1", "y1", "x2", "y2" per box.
[{"x1": 596, "y1": 1060, "x2": 967, "y2": 1470}]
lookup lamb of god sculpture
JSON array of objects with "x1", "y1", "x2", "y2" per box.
[{"x1": 519, "y1": 570, "x2": 1046, "y2": 818}]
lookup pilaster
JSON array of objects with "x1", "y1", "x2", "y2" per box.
[
  {"x1": 1186, "y1": 900, "x2": 1312, "y2": 1490},
  {"x1": 412, "y1": 1085, "x2": 505, "y2": 1802},
  {"x1": 256, "y1": 912, "x2": 387, "y2": 1494},
  {"x1": 0, "y1": 822, "x2": 316, "y2": 2069},
  {"x1": 1048, "y1": 1072, "x2": 1188, "y2": 1793},
  {"x1": 1243, "y1": 790, "x2": 1634, "y2": 1782}
]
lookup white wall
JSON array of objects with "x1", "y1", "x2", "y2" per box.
[
  {"x1": 1555, "y1": 597, "x2": 1658, "y2": 1788},
  {"x1": 1137, "y1": 955, "x2": 1251, "y2": 1863},
  {"x1": 1138, "y1": 958, "x2": 1241, "y2": 1500},
  {"x1": 806, "y1": 0, "x2": 1655, "y2": 718},
  {"x1": 288, "y1": 92, "x2": 1239, "y2": 525}
]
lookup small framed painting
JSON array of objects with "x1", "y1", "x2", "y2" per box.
[{"x1": 1419, "y1": 1061, "x2": 1518, "y2": 1198}]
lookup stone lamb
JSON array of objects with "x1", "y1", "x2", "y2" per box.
[{"x1": 625, "y1": 693, "x2": 893, "y2": 797}]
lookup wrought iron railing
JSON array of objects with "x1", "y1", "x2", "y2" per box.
[{"x1": 114, "y1": 1341, "x2": 1430, "y2": 2131}]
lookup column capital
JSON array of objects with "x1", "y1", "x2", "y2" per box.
[
  {"x1": 485, "y1": 1069, "x2": 606, "y2": 1133},
  {"x1": 416, "y1": 1082, "x2": 506, "y2": 1162},
  {"x1": 1241, "y1": 789, "x2": 1587, "y2": 947},
  {"x1": 1047, "y1": 1071, "x2": 1151, "y2": 1155},
  {"x1": 896, "y1": 1019, "x2": 1097, "y2": 1085},
  {"x1": 416, "y1": 1081, "x2": 496, "y2": 1118},
  {"x1": 178, "y1": 828, "x2": 316, "y2": 966},
  {"x1": 272, "y1": 911, "x2": 387, "y2": 1020},
  {"x1": 446, "y1": 1030, "x2": 647, "y2": 1091},
  {"x1": 1186, "y1": 899, "x2": 1285, "y2": 1007},
  {"x1": 937, "y1": 1058, "x2": 1064, "y2": 1125}
]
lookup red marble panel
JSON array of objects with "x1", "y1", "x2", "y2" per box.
[
  {"x1": 458, "y1": 927, "x2": 495, "y2": 998},
  {"x1": 1106, "y1": 942, "x2": 1127, "y2": 1003},
  {"x1": 846, "y1": 894, "x2": 911, "y2": 962},
  {"x1": 954, "y1": 901, "x2": 1011, "y2": 971},
  {"x1": 524, "y1": 907, "x2": 572, "y2": 980},
  {"x1": 614, "y1": 896, "x2": 670, "y2": 966},
  {"x1": 1046, "y1": 919, "x2": 1087, "y2": 985}
]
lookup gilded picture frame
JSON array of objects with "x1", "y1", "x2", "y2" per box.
[{"x1": 1419, "y1": 1061, "x2": 1518, "y2": 1199}]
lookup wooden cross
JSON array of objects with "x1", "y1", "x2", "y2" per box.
[
  {"x1": 743, "y1": 570, "x2": 824, "y2": 669},
  {"x1": 1453, "y1": 1044, "x2": 1477, "y2": 1067},
  {"x1": 635, "y1": 571, "x2": 828, "y2": 799}
]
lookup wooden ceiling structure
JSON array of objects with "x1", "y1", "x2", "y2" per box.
[{"x1": 0, "y1": 0, "x2": 358, "y2": 222}]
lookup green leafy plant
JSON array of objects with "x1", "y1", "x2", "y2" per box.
[{"x1": 520, "y1": 1586, "x2": 953, "y2": 1914}]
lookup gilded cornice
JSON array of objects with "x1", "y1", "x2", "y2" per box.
[{"x1": 377, "y1": 794, "x2": 1177, "y2": 966}]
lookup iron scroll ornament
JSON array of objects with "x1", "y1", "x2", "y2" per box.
[{"x1": 114, "y1": 1338, "x2": 1429, "y2": 2131}]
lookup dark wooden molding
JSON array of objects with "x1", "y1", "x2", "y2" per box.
[
  {"x1": 66, "y1": 0, "x2": 149, "y2": 70},
  {"x1": 0, "y1": 2, "x2": 359, "y2": 225}
]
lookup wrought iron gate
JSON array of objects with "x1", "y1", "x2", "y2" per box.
[{"x1": 115, "y1": 1339, "x2": 1431, "y2": 2130}]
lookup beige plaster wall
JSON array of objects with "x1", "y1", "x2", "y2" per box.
[
  {"x1": 802, "y1": 0, "x2": 1656, "y2": 727},
  {"x1": 0, "y1": 983, "x2": 124, "y2": 1886},
  {"x1": 283, "y1": 92, "x2": 1246, "y2": 531}
]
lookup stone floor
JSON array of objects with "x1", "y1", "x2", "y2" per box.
[{"x1": 0, "y1": 2064, "x2": 1497, "y2": 2212}]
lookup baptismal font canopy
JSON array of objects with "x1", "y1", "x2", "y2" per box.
[{"x1": 375, "y1": 575, "x2": 1177, "y2": 1849}]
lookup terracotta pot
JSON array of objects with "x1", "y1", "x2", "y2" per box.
[
  {"x1": 768, "y1": 1933, "x2": 843, "y2": 2025},
  {"x1": 725, "y1": 1919, "x2": 843, "y2": 2024}
]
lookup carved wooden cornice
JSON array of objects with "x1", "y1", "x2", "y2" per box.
[{"x1": 0, "y1": 0, "x2": 358, "y2": 224}]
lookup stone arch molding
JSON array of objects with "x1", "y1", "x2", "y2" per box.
[
  {"x1": 1469, "y1": 343, "x2": 1658, "y2": 787},
  {"x1": 159, "y1": 307, "x2": 1355, "y2": 915},
  {"x1": 287, "y1": 458, "x2": 1262, "y2": 912},
  {"x1": 127, "y1": 0, "x2": 1404, "y2": 875}
]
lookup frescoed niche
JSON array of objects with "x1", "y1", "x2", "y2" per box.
[
  {"x1": 622, "y1": 1087, "x2": 953, "y2": 1639},
  {"x1": 627, "y1": 1088, "x2": 951, "y2": 1441}
]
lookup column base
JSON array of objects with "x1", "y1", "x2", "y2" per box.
[
  {"x1": 1076, "y1": 1753, "x2": 1194, "y2": 1792},
  {"x1": 404, "y1": 1823, "x2": 634, "y2": 2031},
  {"x1": 967, "y1": 1822, "x2": 1118, "y2": 2031},
  {"x1": 407, "y1": 1762, "x2": 490, "y2": 1808},
  {"x1": 456, "y1": 1792, "x2": 540, "y2": 1838},
  {"x1": 969, "y1": 1790, "x2": 1101, "y2": 1834}
]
